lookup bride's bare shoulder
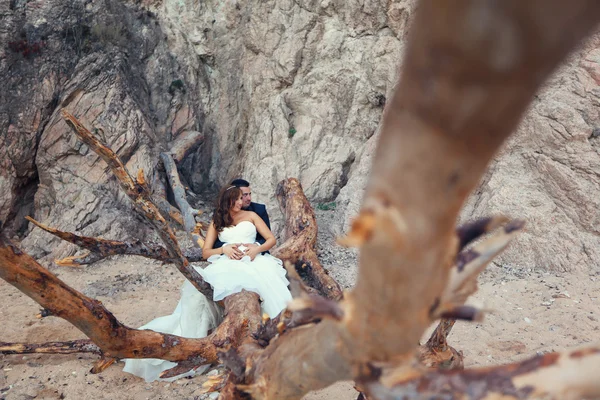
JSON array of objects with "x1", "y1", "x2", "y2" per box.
[{"x1": 244, "y1": 210, "x2": 259, "y2": 221}]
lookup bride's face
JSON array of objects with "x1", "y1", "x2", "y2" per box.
[{"x1": 231, "y1": 194, "x2": 243, "y2": 213}]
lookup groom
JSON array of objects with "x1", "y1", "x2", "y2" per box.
[{"x1": 213, "y1": 178, "x2": 271, "y2": 254}]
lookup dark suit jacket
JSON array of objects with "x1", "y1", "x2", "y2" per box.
[{"x1": 213, "y1": 202, "x2": 271, "y2": 251}]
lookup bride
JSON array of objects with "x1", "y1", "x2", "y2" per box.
[{"x1": 123, "y1": 185, "x2": 292, "y2": 382}]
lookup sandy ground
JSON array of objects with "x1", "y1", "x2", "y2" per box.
[{"x1": 1, "y1": 208, "x2": 599, "y2": 399}]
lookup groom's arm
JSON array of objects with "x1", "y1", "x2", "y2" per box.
[{"x1": 254, "y1": 204, "x2": 270, "y2": 246}]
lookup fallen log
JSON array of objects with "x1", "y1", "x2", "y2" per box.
[{"x1": 160, "y1": 151, "x2": 206, "y2": 248}]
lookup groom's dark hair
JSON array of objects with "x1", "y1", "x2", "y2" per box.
[{"x1": 231, "y1": 178, "x2": 250, "y2": 187}]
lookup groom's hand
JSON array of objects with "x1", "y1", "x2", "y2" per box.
[{"x1": 245, "y1": 246, "x2": 259, "y2": 261}]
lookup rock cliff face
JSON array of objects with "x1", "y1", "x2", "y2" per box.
[{"x1": 1, "y1": 0, "x2": 598, "y2": 273}]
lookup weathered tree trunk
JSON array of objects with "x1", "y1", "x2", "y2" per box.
[{"x1": 272, "y1": 178, "x2": 343, "y2": 301}]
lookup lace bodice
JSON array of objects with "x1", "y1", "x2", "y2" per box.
[{"x1": 218, "y1": 220, "x2": 257, "y2": 244}]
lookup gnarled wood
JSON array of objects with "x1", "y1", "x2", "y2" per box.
[
  {"x1": 0, "y1": 238, "x2": 261, "y2": 381},
  {"x1": 272, "y1": 178, "x2": 342, "y2": 301},
  {"x1": 3, "y1": 2, "x2": 600, "y2": 399},
  {"x1": 0, "y1": 235, "x2": 217, "y2": 362},
  {"x1": 0, "y1": 339, "x2": 100, "y2": 355},
  {"x1": 60, "y1": 109, "x2": 212, "y2": 298},
  {"x1": 417, "y1": 319, "x2": 463, "y2": 370},
  {"x1": 0, "y1": 181, "x2": 334, "y2": 382},
  {"x1": 160, "y1": 291, "x2": 262, "y2": 378},
  {"x1": 361, "y1": 344, "x2": 600, "y2": 400},
  {"x1": 26, "y1": 216, "x2": 203, "y2": 266}
]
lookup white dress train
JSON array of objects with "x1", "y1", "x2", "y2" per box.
[{"x1": 123, "y1": 220, "x2": 292, "y2": 382}]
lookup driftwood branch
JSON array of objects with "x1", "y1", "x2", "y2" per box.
[
  {"x1": 0, "y1": 235, "x2": 223, "y2": 363},
  {"x1": 25, "y1": 216, "x2": 202, "y2": 266},
  {"x1": 138, "y1": 168, "x2": 186, "y2": 229},
  {"x1": 160, "y1": 152, "x2": 206, "y2": 248},
  {"x1": 60, "y1": 109, "x2": 212, "y2": 298},
  {"x1": 361, "y1": 344, "x2": 600, "y2": 400},
  {"x1": 168, "y1": 130, "x2": 204, "y2": 163},
  {"x1": 272, "y1": 178, "x2": 343, "y2": 301},
  {"x1": 160, "y1": 152, "x2": 199, "y2": 234},
  {"x1": 0, "y1": 339, "x2": 100, "y2": 355},
  {"x1": 417, "y1": 319, "x2": 463, "y2": 370},
  {"x1": 56, "y1": 252, "x2": 106, "y2": 267}
]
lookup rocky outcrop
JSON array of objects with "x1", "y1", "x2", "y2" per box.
[
  {"x1": 1, "y1": 0, "x2": 213, "y2": 260},
  {"x1": 336, "y1": 37, "x2": 600, "y2": 274},
  {"x1": 1, "y1": 0, "x2": 598, "y2": 273},
  {"x1": 460, "y1": 42, "x2": 600, "y2": 273}
]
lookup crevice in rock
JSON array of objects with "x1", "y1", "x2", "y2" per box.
[
  {"x1": 4, "y1": 171, "x2": 40, "y2": 239},
  {"x1": 332, "y1": 151, "x2": 356, "y2": 199}
]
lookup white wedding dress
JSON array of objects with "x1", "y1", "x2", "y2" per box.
[{"x1": 123, "y1": 220, "x2": 292, "y2": 382}]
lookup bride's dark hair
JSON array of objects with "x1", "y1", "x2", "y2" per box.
[{"x1": 213, "y1": 185, "x2": 242, "y2": 232}]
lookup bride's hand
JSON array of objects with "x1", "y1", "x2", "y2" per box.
[{"x1": 223, "y1": 244, "x2": 243, "y2": 260}]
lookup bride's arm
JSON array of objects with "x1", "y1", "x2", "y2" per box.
[
  {"x1": 202, "y1": 222, "x2": 240, "y2": 260},
  {"x1": 251, "y1": 213, "x2": 276, "y2": 253}
]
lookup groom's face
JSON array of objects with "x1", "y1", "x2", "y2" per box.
[{"x1": 240, "y1": 186, "x2": 252, "y2": 209}]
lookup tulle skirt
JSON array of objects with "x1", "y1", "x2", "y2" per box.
[{"x1": 122, "y1": 254, "x2": 291, "y2": 382}]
